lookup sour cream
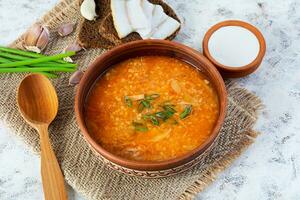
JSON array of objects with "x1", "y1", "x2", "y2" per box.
[{"x1": 208, "y1": 26, "x2": 260, "y2": 67}]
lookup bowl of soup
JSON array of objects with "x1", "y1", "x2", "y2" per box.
[{"x1": 75, "y1": 40, "x2": 227, "y2": 178}]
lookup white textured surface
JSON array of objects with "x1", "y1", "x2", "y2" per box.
[{"x1": 0, "y1": 0, "x2": 300, "y2": 199}]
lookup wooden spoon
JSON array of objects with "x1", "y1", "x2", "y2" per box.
[{"x1": 17, "y1": 74, "x2": 68, "y2": 200}]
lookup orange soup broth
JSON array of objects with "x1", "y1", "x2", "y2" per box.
[{"x1": 85, "y1": 56, "x2": 219, "y2": 161}]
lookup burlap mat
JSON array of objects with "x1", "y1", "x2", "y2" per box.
[{"x1": 0, "y1": 0, "x2": 263, "y2": 199}]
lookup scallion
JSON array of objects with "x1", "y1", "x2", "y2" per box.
[
  {"x1": 143, "y1": 114, "x2": 159, "y2": 126},
  {"x1": 0, "y1": 55, "x2": 58, "y2": 78},
  {"x1": 132, "y1": 121, "x2": 148, "y2": 132},
  {"x1": 145, "y1": 93, "x2": 160, "y2": 100},
  {"x1": 0, "y1": 67, "x2": 75, "y2": 73},
  {"x1": 180, "y1": 105, "x2": 192, "y2": 119},
  {"x1": 0, "y1": 52, "x2": 76, "y2": 68},
  {"x1": 0, "y1": 46, "x2": 68, "y2": 64},
  {"x1": 0, "y1": 51, "x2": 75, "y2": 68},
  {"x1": 124, "y1": 96, "x2": 133, "y2": 107}
]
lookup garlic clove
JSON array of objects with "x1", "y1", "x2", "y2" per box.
[
  {"x1": 24, "y1": 24, "x2": 43, "y2": 46},
  {"x1": 23, "y1": 24, "x2": 50, "y2": 53},
  {"x1": 64, "y1": 42, "x2": 83, "y2": 53},
  {"x1": 62, "y1": 42, "x2": 83, "y2": 63},
  {"x1": 80, "y1": 0, "x2": 98, "y2": 21},
  {"x1": 36, "y1": 27, "x2": 50, "y2": 51},
  {"x1": 69, "y1": 70, "x2": 84, "y2": 86},
  {"x1": 58, "y1": 23, "x2": 75, "y2": 36}
]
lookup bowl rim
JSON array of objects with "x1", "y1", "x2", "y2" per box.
[
  {"x1": 202, "y1": 20, "x2": 266, "y2": 77},
  {"x1": 75, "y1": 39, "x2": 227, "y2": 171}
]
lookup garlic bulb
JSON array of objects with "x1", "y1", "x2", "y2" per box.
[
  {"x1": 80, "y1": 0, "x2": 98, "y2": 21},
  {"x1": 23, "y1": 24, "x2": 50, "y2": 53},
  {"x1": 58, "y1": 23, "x2": 75, "y2": 36}
]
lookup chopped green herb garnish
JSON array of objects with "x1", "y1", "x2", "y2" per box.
[
  {"x1": 124, "y1": 96, "x2": 133, "y2": 107},
  {"x1": 129, "y1": 95, "x2": 191, "y2": 131},
  {"x1": 143, "y1": 114, "x2": 151, "y2": 120},
  {"x1": 138, "y1": 101, "x2": 144, "y2": 112},
  {"x1": 135, "y1": 93, "x2": 159, "y2": 112},
  {"x1": 155, "y1": 111, "x2": 169, "y2": 121},
  {"x1": 162, "y1": 105, "x2": 176, "y2": 113},
  {"x1": 162, "y1": 105, "x2": 176, "y2": 118},
  {"x1": 180, "y1": 105, "x2": 192, "y2": 119},
  {"x1": 153, "y1": 104, "x2": 177, "y2": 121},
  {"x1": 165, "y1": 110, "x2": 175, "y2": 118},
  {"x1": 138, "y1": 100, "x2": 151, "y2": 112},
  {"x1": 145, "y1": 93, "x2": 160, "y2": 100},
  {"x1": 132, "y1": 121, "x2": 148, "y2": 132},
  {"x1": 151, "y1": 117, "x2": 159, "y2": 126},
  {"x1": 143, "y1": 114, "x2": 159, "y2": 126},
  {"x1": 141, "y1": 100, "x2": 151, "y2": 108}
]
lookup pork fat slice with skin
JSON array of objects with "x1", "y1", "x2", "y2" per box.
[
  {"x1": 127, "y1": 0, "x2": 151, "y2": 38},
  {"x1": 150, "y1": 17, "x2": 180, "y2": 39},
  {"x1": 142, "y1": 0, "x2": 154, "y2": 23},
  {"x1": 111, "y1": 0, "x2": 180, "y2": 39},
  {"x1": 111, "y1": 0, "x2": 133, "y2": 38},
  {"x1": 151, "y1": 5, "x2": 168, "y2": 30}
]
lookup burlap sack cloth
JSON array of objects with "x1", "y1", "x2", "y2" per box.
[{"x1": 0, "y1": 0, "x2": 263, "y2": 199}]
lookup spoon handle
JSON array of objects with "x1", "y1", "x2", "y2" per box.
[{"x1": 38, "y1": 125, "x2": 68, "y2": 200}]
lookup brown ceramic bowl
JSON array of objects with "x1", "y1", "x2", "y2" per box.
[
  {"x1": 75, "y1": 40, "x2": 227, "y2": 178},
  {"x1": 203, "y1": 20, "x2": 266, "y2": 78}
]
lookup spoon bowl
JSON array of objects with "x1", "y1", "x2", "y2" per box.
[
  {"x1": 17, "y1": 74, "x2": 67, "y2": 200},
  {"x1": 17, "y1": 74, "x2": 58, "y2": 125}
]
